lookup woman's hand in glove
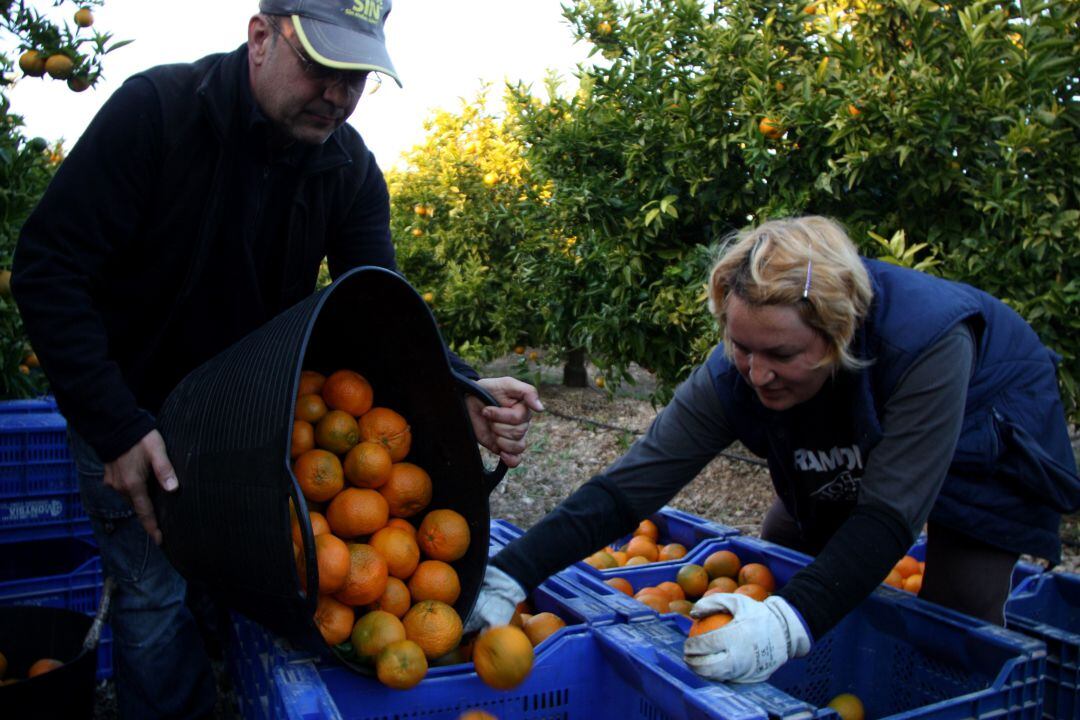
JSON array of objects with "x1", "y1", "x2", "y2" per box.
[{"x1": 463, "y1": 565, "x2": 527, "y2": 633}]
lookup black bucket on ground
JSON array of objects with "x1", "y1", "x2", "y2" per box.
[
  {"x1": 0, "y1": 605, "x2": 96, "y2": 718},
  {"x1": 154, "y1": 267, "x2": 506, "y2": 666}
]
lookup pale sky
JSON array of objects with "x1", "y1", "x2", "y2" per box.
[{"x1": 6, "y1": 1, "x2": 594, "y2": 169}]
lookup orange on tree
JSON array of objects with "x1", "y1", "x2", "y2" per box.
[
  {"x1": 297, "y1": 370, "x2": 326, "y2": 396},
  {"x1": 343, "y1": 441, "x2": 393, "y2": 489},
  {"x1": 369, "y1": 525, "x2": 421, "y2": 579},
  {"x1": 314, "y1": 594, "x2": 355, "y2": 644},
  {"x1": 758, "y1": 116, "x2": 784, "y2": 139},
  {"x1": 408, "y1": 559, "x2": 461, "y2": 605},
  {"x1": 315, "y1": 410, "x2": 360, "y2": 455},
  {"x1": 523, "y1": 612, "x2": 566, "y2": 647},
  {"x1": 366, "y1": 576, "x2": 411, "y2": 618},
  {"x1": 44, "y1": 54, "x2": 75, "y2": 80},
  {"x1": 326, "y1": 487, "x2": 389, "y2": 538},
  {"x1": 322, "y1": 369, "x2": 373, "y2": 417},
  {"x1": 688, "y1": 612, "x2": 733, "y2": 637},
  {"x1": 738, "y1": 563, "x2": 776, "y2": 592},
  {"x1": 18, "y1": 50, "x2": 46, "y2": 77},
  {"x1": 379, "y1": 462, "x2": 432, "y2": 518},
  {"x1": 334, "y1": 543, "x2": 389, "y2": 606},
  {"x1": 293, "y1": 449, "x2": 344, "y2": 503},
  {"x1": 703, "y1": 550, "x2": 741, "y2": 580},
  {"x1": 351, "y1": 609, "x2": 406, "y2": 660},
  {"x1": 295, "y1": 393, "x2": 328, "y2": 423},
  {"x1": 417, "y1": 508, "x2": 471, "y2": 562},
  {"x1": 401, "y1": 600, "x2": 463, "y2": 660},
  {"x1": 375, "y1": 639, "x2": 428, "y2": 690},
  {"x1": 473, "y1": 625, "x2": 534, "y2": 690},
  {"x1": 359, "y1": 408, "x2": 412, "y2": 462},
  {"x1": 74, "y1": 7, "x2": 94, "y2": 27},
  {"x1": 291, "y1": 420, "x2": 315, "y2": 458},
  {"x1": 27, "y1": 658, "x2": 63, "y2": 677}
]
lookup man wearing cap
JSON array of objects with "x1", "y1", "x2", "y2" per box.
[{"x1": 12, "y1": 2, "x2": 542, "y2": 717}]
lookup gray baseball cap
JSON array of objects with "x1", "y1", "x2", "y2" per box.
[{"x1": 258, "y1": 0, "x2": 401, "y2": 86}]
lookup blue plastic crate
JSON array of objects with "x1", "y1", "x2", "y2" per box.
[
  {"x1": 1006, "y1": 571, "x2": 1080, "y2": 720},
  {"x1": 0, "y1": 537, "x2": 113, "y2": 680},
  {"x1": 563, "y1": 535, "x2": 814, "y2": 623},
  {"x1": 0, "y1": 397, "x2": 58, "y2": 414},
  {"x1": 612, "y1": 587, "x2": 1045, "y2": 720}
]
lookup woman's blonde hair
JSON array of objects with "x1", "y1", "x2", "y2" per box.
[{"x1": 708, "y1": 216, "x2": 873, "y2": 371}]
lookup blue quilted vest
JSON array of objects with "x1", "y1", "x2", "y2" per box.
[{"x1": 707, "y1": 259, "x2": 1079, "y2": 563}]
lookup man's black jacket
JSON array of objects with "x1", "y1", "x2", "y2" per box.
[{"x1": 13, "y1": 46, "x2": 472, "y2": 462}]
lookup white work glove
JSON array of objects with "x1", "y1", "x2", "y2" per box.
[
  {"x1": 463, "y1": 565, "x2": 527, "y2": 633},
  {"x1": 683, "y1": 593, "x2": 811, "y2": 683}
]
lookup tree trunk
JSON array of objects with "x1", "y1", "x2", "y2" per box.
[{"x1": 563, "y1": 347, "x2": 587, "y2": 387}]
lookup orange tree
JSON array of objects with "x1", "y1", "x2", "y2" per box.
[
  {"x1": 1, "y1": 1, "x2": 127, "y2": 398},
  {"x1": 386, "y1": 90, "x2": 550, "y2": 365},
  {"x1": 509, "y1": 0, "x2": 1079, "y2": 412}
]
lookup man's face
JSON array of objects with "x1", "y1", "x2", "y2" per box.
[{"x1": 247, "y1": 15, "x2": 365, "y2": 145}]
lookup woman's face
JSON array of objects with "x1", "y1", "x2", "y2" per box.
[{"x1": 725, "y1": 294, "x2": 833, "y2": 411}]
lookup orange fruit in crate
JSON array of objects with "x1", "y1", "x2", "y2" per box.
[
  {"x1": 473, "y1": 625, "x2": 534, "y2": 690},
  {"x1": 669, "y1": 599, "x2": 694, "y2": 616},
  {"x1": 359, "y1": 407, "x2": 412, "y2": 462},
  {"x1": 375, "y1": 639, "x2": 428, "y2": 690},
  {"x1": 309, "y1": 533, "x2": 350, "y2": 594},
  {"x1": 634, "y1": 591, "x2": 670, "y2": 613},
  {"x1": 827, "y1": 693, "x2": 866, "y2": 720},
  {"x1": 584, "y1": 551, "x2": 617, "y2": 570},
  {"x1": 291, "y1": 421, "x2": 315, "y2": 458},
  {"x1": 298, "y1": 370, "x2": 326, "y2": 397},
  {"x1": 605, "y1": 577, "x2": 633, "y2": 595},
  {"x1": 315, "y1": 410, "x2": 360, "y2": 455},
  {"x1": 458, "y1": 712, "x2": 497, "y2": 720},
  {"x1": 883, "y1": 569, "x2": 904, "y2": 589},
  {"x1": 351, "y1": 609, "x2": 406, "y2": 660},
  {"x1": 734, "y1": 583, "x2": 770, "y2": 601},
  {"x1": 408, "y1": 560, "x2": 461, "y2": 605},
  {"x1": 625, "y1": 536, "x2": 659, "y2": 562},
  {"x1": 417, "y1": 508, "x2": 471, "y2": 562},
  {"x1": 293, "y1": 449, "x2": 344, "y2": 503},
  {"x1": 659, "y1": 543, "x2": 687, "y2": 561},
  {"x1": 656, "y1": 581, "x2": 686, "y2": 602},
  {"x1": 688, "y1": 612, "x2": 733, "y2": 637},
  {"x1": 369, "y1": 526, "x2": 421, "y2": 579},
  {"x1": 334, "y1": 543, "x2": 389, "y2": 606},
  {"x1": 27, "y1": 658, "x2": 63, "y2": 677},
  {"x1": 366, "y1": 576, "x2": 411, "y2": 618},
  {"x1": 313, "y1": 595, "x2": 354, "y2": 645},
  {"x1": 610, "y1": 550, "x2": 628, "y2": 566},
  {"x1": 903, "y1": 573, "x2": 923, "y2": 594},
  {"x1": 291, "y1": 510, "x2": 330, "y2": 547},
  {"x1": 326, "y1": 488, "x2": 389, "y2": 538},
  {"x1": 625, "y1": 556, "x2": 649, "y2": 567},
  {"x1": 387, "y1": 518, "x2": 417, "y2": 536},
  {"x1": 703, "y1": 550, "x2": 741, "y2": 580},
  {"x1": 894, "y1": 555, "x2": 920, "y2": 579},
  {"x1": 634, "y1": 519, "x2": 660, "y2": 541},
  {"x1": 523, "y1": 612, "x2": 566, "y2": 647},
  {"x1": 295, "y1": 394, "x2": 328, "y2": 423},
  {"x1": 708, "y1": 576, "x2": 739, "y2": 593},
  {"x1": 322, "y1": 370, "x2": 373, "y2": 417},
  {"x1": 738, "y1": 563, "x2": 776, "y2": 592},
  {"x1": 676, "y1": 564, "x2": 709, "y2": 600},
  {"x1": 343, "y1": 441, "x2": 393, "y2": 489},
  {"x1": 380, "y1": 463, "x2": 433, "y2": 518},
  {"x1": 402, "y1": 600, "x2": 463, "y2": 659}
]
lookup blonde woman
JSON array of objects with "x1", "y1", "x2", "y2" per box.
[{"x1": 468, "y1": 215, "x2": 1079, "y2": 683}]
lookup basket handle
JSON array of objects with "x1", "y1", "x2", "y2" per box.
[
  {"x1": 452, "y1": 372, "x2": 509, "y2": 494},
  {"x1": 83, "y1": 576, "x2": 115, "y2": 654}
]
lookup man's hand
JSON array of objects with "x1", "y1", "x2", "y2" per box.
[
  {"x1": 466, "y1": 377, "x2": 544, "y2": 468},
  {"x1": 103, "y1": 429, "x2": 179, "y2": 545},
  {"x1": 683, "y1": 593, "x2": 811, "y2": 683}
]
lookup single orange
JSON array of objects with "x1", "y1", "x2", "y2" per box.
[
  {"x1": 658, "y1": 543, "x2": 687, "y2": 561},
  {"x1": 326, "y1": 488, "x2": 389, "y2": 538},
  {"x1": 473, "y1": 625, "x2": 534, "y2": 690},
  {"x1": 369, "y1": 526, "x2": 421, "y2": 579},
  {"x1": 387, "y1": 518, "x2": 417, "y2": 537},
  {"x1": 366, "y1": 576, "x2": 411, "y2": 618},
  {"x1": 604, "y1": 577, "x2": 633, "y2": 595},
  {"x1": 343, "y1": 441, "x2": 393, "y2": 489},
  {"x1": 417, "y1": 508, "x2": 471, "y2": 562},
  {"x1": 523, "y1": 612, "x2": 566, "y2": 647},
  {"x1": 359, "y1": 407, "x2": 412, "y2": 462},
  {"x1": 314, "y1": 595, "x2": 355, "y2": 646},
  {"x1": 315, "y1": 410, "x2": 360, "y2": 455},
  {"x1": 655, "y1": 581, "x2": 686, "y2": 602},
  {"x1": 669, "y1": 599, "x2": 694, "y2": 616},
  {"x1": 738, "y1": 563, "x2": 776, "y2": 592},
  {"x1": 625, "y1": 536, "x2": 659, "y2": 562},
  {"x1": 634, "y1": 519, "x2": 660, "y2": 541},
  {"x1": 304, "y1": 533, "x2": 350, "y2": 594},
  {"x1": 293, "y1": 449, "x2": 344, "y2": 503},
  {"x1": 291, "y1": 510, "x2": 330, "y2": 548},
  {"x1": 883, "y1": 569, "x2": 904, "y2": 589},
  {"x1": 827, "y1": 693, "x2": 866, "y2": 720},
  {"x1": 903, "y1": 573, "x2": 923, "y2": 594},
  {"x1": 402, "y1": 600, "x2": 463, "y2": 660},
  {"x1": 624, "y1": 556, "x2": 649, "y2": 567},
  {"x1": 635, "y1": 591, "x2": 670, "y2": 613},
  {"x1": 584, "y1": 551, "x2": 618, "y2": 570},
  {"x1": 688, "y1": 612, "x2": 733, "y2": 637},
  {"x1": 894, "y1": 555, "x2": 920, "y2": 579},
  {"x1": 322, "y1": 369, "x2": 373, "y2": 417},
  {"x1": 27, "y1": 658, "x2": 63, "y2": 677},
  {"x1": 703, "y1": 550, "x2": 742, "y2": 580},
  {"x1": 295, "y1": 393, "x2": 328, "y2": 423},
  {"x1": 708, "y1": 576, "x2": 739, "y2": 593},
  {"x1": 334, "y1": 543, "x2": 389, "y2": 607},
  {"x1": 408, "y1": 560, "x2": 461, "y2": 605},
  {"x1": 351, "y1": 609, "x2": 406, "y2": 660},
  {"x1": 379, "y1": 463, "x2": 433, "y2": 518},
  {"x1": 676, "y1": 564, "x2": 710, "y2": 600},
  {"x1": 297, "y1": 370, "x2": 326, "y2": 397},
  {"x1": 734, "y1": 583, "x2": 769, "y2": 601},
  {"x1": 375, "y1": 639, "x2": 428, "y2": 690},
  {"x1": 291, "y1": 420, "x2": 315, "y2": 459}
]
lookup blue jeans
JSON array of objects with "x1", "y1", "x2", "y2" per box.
[{"x1": 69, "y1": 430, "x2": 216, "y2": 719}]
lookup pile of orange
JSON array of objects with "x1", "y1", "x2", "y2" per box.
[
  {"x1": 582, "y1": 519, "x2": 691, "y2": 570},
  {"x1": 0, "y1": 651, "x2": 64, "y2": 685},
  {"x1": 883, "y1": 554, "x2": 924, "y2": 594},
  {"x1": 290, "y1": 368, "x2": 471, "y2": 690},
  {"x1": 603, "y1": 549, "x2": 777, "y2": 623}
]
